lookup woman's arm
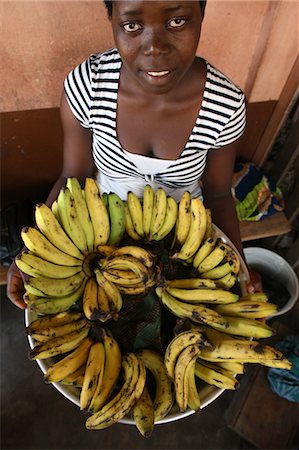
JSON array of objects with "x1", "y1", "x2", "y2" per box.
[
  {"x1": 7, "y1": 91, "x2": 95, "y2": 309},
  {"x1": 202, "y1": 143, "x2": 262, "y2": 292}
]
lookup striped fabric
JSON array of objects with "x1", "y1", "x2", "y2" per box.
[{"x1": 64, "y1": 48, "x2": 246, "y2": 193}]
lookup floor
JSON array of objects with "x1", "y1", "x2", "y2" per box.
[{"x1": 1, "y1": 283, "x2": 297, "y2": 450}]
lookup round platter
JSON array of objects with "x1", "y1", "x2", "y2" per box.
[{"x1": 25, "y1": 226, "x2": 250, "y2": 425}]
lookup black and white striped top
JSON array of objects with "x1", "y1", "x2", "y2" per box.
[{"x1": 64, "y1": 48, "x2": 246, "y2": 200}]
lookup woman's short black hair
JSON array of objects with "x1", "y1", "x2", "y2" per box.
[{"x1": 103, "y1": 1, "x2": 207, "y2": 19}]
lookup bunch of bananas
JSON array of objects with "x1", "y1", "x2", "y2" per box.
[{"x1": 20, "y1": 177, "x2": 292, "y2": 437}]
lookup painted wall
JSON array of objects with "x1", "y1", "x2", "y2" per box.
[{"x1": 1, "y1": 0, "x2": 298, "y2": 206}]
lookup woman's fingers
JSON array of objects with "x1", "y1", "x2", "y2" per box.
[{"x1": 6, "y1": 262, "x2": 27, "y2": 309}]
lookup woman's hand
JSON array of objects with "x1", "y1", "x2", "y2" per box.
[
  {"x1": 246, "y1": 266, "x2": 263, "y2": 293},
  {"x1": 6, "y1": 261, "x2": 26, "y2": 309}
]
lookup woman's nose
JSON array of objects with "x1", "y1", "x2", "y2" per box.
[{"x1": 143, "y1": 29, "x2": 171, "y2": 56}]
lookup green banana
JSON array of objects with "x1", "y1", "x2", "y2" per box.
[{"x1": 107, "y1": 192, "x2": 126, "y2": 246}]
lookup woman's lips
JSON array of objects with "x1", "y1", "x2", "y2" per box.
[{"x1": 147, "y1": 70, "x2": 170, "y2": 77}]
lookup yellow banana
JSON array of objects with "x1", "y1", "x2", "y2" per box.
[
  {"x1": 203, "y1": 208, "x2": 213, "y2": 240},
  {"x1": 132, "y1": 387, "x2": 155, "y2": 437},
  {"x1": 173, "y1": 197, "x2": 207, "y2": 260},
  {"x1": 149, "y1": 187, "x2": 167, "y2": 238},
  {"x1": 166, "y1": 286, "x2": 239, "y2": 304},
  {"x1": 215, "y1": 271, "x2": 237, "y2": 290},
  {"x1": 174, "y1": 344, "x2": 202, "y2": 412},
  {"x1": 24, "y1": 271, "x2": 86, "y2": 297},
  {"x1": 57, "y1": 187, "x2": 89, "y2": 254},
  {"x1": 44, "y1": 337, "x2": 93, "y2": 383},
  {"x1": 186, "y1": 363, "x2": 201, "y2": 411},
  {"x1": 27, "y1": 279, "x2": 86, "y2": 315},
  {"x1": 96, "y1": 245, "x2": 117, "y2": 258},
  {"x1": 26, "y1": 318, "x2": 88, "y2": 340},
  {"x1": 211, "y1": 315, "x2": 275, "y2": 339},
  {"x1": 214, "y1": 300, "x2": 278, "y2": 319},
  {"x1": 66, "y1": 177, "x2": 95, "y2": 252},
  {"x1": 25, "y1": 311, "x2": 82, "y2": 334},
  {"x1": 124, "y1": 202, "x2": 141, "y2": 241},
  {"x1": 137, "y1": 349, "x2": 174, "y2": 422},
  {"x1": 60, "y1": 364, "x2": 86, "y2": 387},
  {"x1": 156, "y1": 287, "x2": 228, "y2": 328},
  {"x1": 171, "y1": 191, "x2": 191, "y2": 251},
  {"x1": 201, "y1": 260, "x2": 235, "y2": 280},
  {"x1": 21, "y1": 227, "x2": 82, "y2": 267},
  {"x1": 195, "y1": 360, "x2": 239, "y2": 390},
  {"x1": 101, "y1": 255, "x2": 149, "y2": 281},
  {"x1": 89, "y1": 330, "x2": 122, "y2": 412},
  {"x1": 221, "y1": 243, "x2": 241, "y2": 273},
  {"x1": 211, "y1": 361, "x2": 245, "y2": 374},
  {"x1": 35, "y1": 203, "x2": 84, "y2": 259},
  {"x1": 29, "y1": 324, "x2": 90, "y2": 360},
  {"x1": 166, "y1": 278, "x2": 217, "y2": 289},
  {"x1": 97, "y1": 285, "x2": 113, "y2": 322},
  {"x1": 127, "y1": 191, "x2": 144, "y2": 237},
  {"x1": 152, "y1": 196, "x2": 178, "y2": 241},
  {"x1": 86, "y1": 352, "x2": 146, "y2": 430},
  {"x1": 107, "y1": 192, "x2": 126, "y2": 246},
  {"x1": 15, "y1": 251, "x2": 82, "y2": 279},
  {"x1": 197, "y1": 243, "x2": 227, "y2": 273},
  {"x1": 142, "y1": 184, "x2": 155, "y2": 237},
  {"x1": 80, "y1": 342, "x2": 106, "y2": 411},
  {"x1": 51, "y1": 200, "x2": 60, "y2": 222},
  {"x1": 164, "y1": 329, "x2": 209, "y2": 380},
  {"x1": 84, "y1": 177, "x2": 110, "y2": 247},
  {"x1": 83, "y1": 277, "x2": 100, "y2": 321},
  {"x1": 95, "y1": 269, "x2": 122, "y2": 318},
  {"x1": 109, "y1": 245, "x2": 154, "y2": 268},
  {"x1": 192, "y1": 237, "x2": 218, "y2": 269},
  {"x1": 103, "y1": 268, "x2": 143, "y2": 287},
  {"x1": 241, "y1": 292, "x2": 268, "y2": 302}
]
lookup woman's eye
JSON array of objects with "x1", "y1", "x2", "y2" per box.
[
  {"x1": 123, "y1": 22, "x2": 142, "y2": 32},
  {"x1": 168, "y1": 18, "x2": 187, "y2": 28}
]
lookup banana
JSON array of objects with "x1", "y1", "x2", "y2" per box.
[
  {"x1": 211, "y1": 315, "x2": 275, "y2": 339},
  {"x1": 195, "y1": 360, "x2": 239, "y2": 390},
  {"x1": 152, "y1": 196, "x2": 178, "y2": 241},
  {"x1": 102, "y1": 192, "x2": 109, "y2": 207},
  {"x1": 166, "y1": 278, "x2": 217, "y2": 289},
  {"x1": 27, "y1": 279, "x2": 86, "y2": 315},
  {"x1": 21, "y1": 227, "x2": 82, "y2": 267},
  {"x1": 174, "y1": 344, "x2": 202, "y2": 412},
  {"x1": 197, "y1": 243, "x2": 227, "y2": 273},
  {"x1": 89, "y1": 330, "x2": 122, "y2": 412},
  {"x1": 156, "y1": 287, "x2": 228, "y2": 328},
  {"x1": 124, "y1": 202, "x2": 141, "y2": 241},
  {"x1": 66, "y1": 177, "x2": 95, "y2": 252},
  {"x1": 137, "y1": 349, "x2": 174, "y2": 422},
  {"x1": 109, "y1": 245, "x2": 154, "y2": 268},
  {"x1": 164, "y1": 329, "x2": 210, "y2": 380},
  {"x1": 173, "y1": 197, "x2": 207, "y2": 260},
  {"x1": 199, "y1": 338, "x2": 292, "y2": 369},
  {"x1": 95, "y1": 269, "x2": 122, "y2": 318},
  {"x1": 84, "y1": 178, "x2": 110, "y2": 247},
  {"x1": 192, "y1": 237, "x2": 218, "y2": 269},
  {"x1": 101, "y1": 255, "x2": 149, "y2": 281},
  {"x1": 60, "y1": 364, "x2": 86, "y2": 387},
  {"x1": 241, "y1": 292, "x2": 268, "y2": 302},
  {"x1": 96, "y1": 245, "x2": 117, "y2": 258},
  {"x1": 29, "y1": 323, "x2": 90, "y2": 360},
  {"x1": 166, "y1": 287, "x2": 239, "y2": 304},
  {"x1": 35, "y1": 203, "x2": 84, "y2": 259},
  {"x1": 25, "y1": 311, "x2": 82, "y2": 333},
  {"x1": 57, "y1": 187, "x2": 89, "y2": 254},
  {"x1": 204, "y1": 208, "x2": 213, "y2": 240},
  {"x1": 107, "y1": 192, "x2": 126, "y2": 246},
  {"x1": 80, "y1": 341, "x2": 106, "y2": 411},
  {"x1": 26, "y1": 318, "x2": 88, "y2": 340},
  {"x1": 97, "y1": 285, "x2": 113, "y2": 322},
  {"x1": 83, "y1": 277, "x2": 100, "y2": 321},
  {"x1": 214, "y1": 300, "x2": 278, "y2": 319},
  {"x1": 211, "y1": 361, "x2": 245, "y2": 374},
  {"x1": 215, "y1": 271, "x2": 237, "y2": 290},
  {"x1": 24, "y1": 271, "x2": 86, "y2": 297},
  {"x1": 221, "y1": 243, "x2": 241, "y2": 273},
  {"x1": 132, "y1": 387, "x2": 155, "y2": 438},
  {"x1": 149, "y1": 187, "x2": 167, "y2": 238},
  {"x1": 142, "y1": 184, "x2": 155, "y2": 237},
  {"x1": 44, "y1": 337, "x2": 93, "y2": 383},
  {"x1": 127, "y1": 191, "x2": 144, "y2": 237},
  {"x1": 201, "y1": 260, "x2": 235, "y2": 280},
  {"x1": 51, "y1": 200, "x2": 60, "y2": 222},
  {"x1": 186, "y1": 363, "x2": 201, "y2": 411},
  {"x1": 103, "y1": 269, "x2": 143, "y2": 287},
  {"x1": 86, "y1": 353, "x2": 146, "y2": 429},
  {"x1": 171, "y1": 191, "x2": 191, "y2": 251},
  {"x1": 15, "y1": 251, "x2": 82, "y2": 279}
]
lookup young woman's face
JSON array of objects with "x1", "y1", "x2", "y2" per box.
[{"x1": 110, "y1": 1, "x2": 202, "y2": 94}]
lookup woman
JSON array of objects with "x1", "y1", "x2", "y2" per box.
[{"x1": 7, "y1": 0, "x2": 261, "y2": 309}]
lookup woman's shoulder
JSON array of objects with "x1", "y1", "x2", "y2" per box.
[
  {"x1": 203, "y1": 59, "x2": 244, "y2": 98},
  {"x1": 88, "y1": 48, "x2": 121, "y2": 67}
]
